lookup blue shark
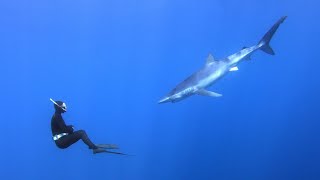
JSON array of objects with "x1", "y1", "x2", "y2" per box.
[{"x1": 159, "y1": 16, "x2": 287, "y2": 104}]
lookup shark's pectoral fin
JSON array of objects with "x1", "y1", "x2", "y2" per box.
[
  {"x1": 196, "y1": 89, "x2": 222, "y2": 97},
  {"x1": 229, "y1": 66, "x2": 239, "y2": 71}
]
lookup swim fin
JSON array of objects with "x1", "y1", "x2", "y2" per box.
[
  {"x1": 96, "y1": 144, "x2": 119, "y2": 149},
  {"x1": 103, "y1": 150, "x2": 128, "y2": 155},
  {"x1": 92, "y1": 148, "x2": 128, "y2": 155}
]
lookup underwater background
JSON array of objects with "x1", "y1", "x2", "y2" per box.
[{"x1": 1, "y1": 0, "x2": 320, "y2": 179}]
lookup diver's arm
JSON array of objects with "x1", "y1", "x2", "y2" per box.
[
  {"x1": 56, "y1": 115, "x2": 74, "y2": 134},
  {"x1": 67, "y1": 125, "x2": 74, "y2": 133}
]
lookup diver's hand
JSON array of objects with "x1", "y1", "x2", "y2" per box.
[{"x1": 67, "y1": 125, "x2": 75, "y2": 133}]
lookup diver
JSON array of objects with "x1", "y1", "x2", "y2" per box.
[{"x1": 50, "y1": 98, "x2": 125, "y2": 155}]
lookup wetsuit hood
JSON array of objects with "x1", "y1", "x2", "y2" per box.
[
  {"x1": 50, "y1": 98, "x2": 67, "y2": 113},
  {"x1": 55, "y1": 101, "x2": 67, "y2": 113}
]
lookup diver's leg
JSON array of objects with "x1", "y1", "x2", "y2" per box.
[
  {"x1": 57, "y1": 130, "x2": 97, "y2": 149},
  {"x1": 74, "y1": 130, "x2": 98, "y2": 149},
  {"x1": 56, "y1": 133, "x2": 81, "y2": 149},
  {"x1": 57, "y1": 131, "x2": 115, "y2": 154}
]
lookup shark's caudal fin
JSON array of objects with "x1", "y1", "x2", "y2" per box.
[{"x1": 258, "y1": 16, "x2": 287, "y2": 55}]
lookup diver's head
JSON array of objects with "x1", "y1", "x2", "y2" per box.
[{"x1": 50, "y1": 98, "x2": 67, "y2": 113}]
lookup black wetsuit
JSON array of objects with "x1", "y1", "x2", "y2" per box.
[{"x1": 51, "y1": 111, "x2": 97, "y2": 149}]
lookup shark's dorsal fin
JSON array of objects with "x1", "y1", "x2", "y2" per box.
[{"x1": 206, "y1": 53, "x2": 215, "y2": 65}]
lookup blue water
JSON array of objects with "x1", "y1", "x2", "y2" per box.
[{"x1": 1, "y1": 0, "x2": 320, "y2": 179}]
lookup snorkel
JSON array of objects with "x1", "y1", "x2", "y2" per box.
[{"x1": 50, "y1": 98, "x2": 67, "y2": 112}]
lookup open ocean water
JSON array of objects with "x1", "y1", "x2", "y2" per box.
[{"x1": 1, "y1": 0, "x2": 320, "y2": 179}]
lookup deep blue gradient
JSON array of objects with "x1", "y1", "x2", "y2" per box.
[{"x1": 1, "y1": 0, "x2": 320, "y2": 179}]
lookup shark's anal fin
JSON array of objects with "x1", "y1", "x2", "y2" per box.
[
  {"x1": 196, "y1": 89, "x2": 222, "y2": 97},
  {"x1": 244, "y1": 55, "x2": 251, "y2": 60},
  {"x1": 229, "y1": 66, "x2": 239, "y2": 71}
]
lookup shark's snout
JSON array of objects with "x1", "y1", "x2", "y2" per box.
[{"x1": 158, "y1": 97, "x2": 171, "y2": 104}]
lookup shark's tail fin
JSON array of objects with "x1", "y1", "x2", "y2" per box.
[{"x1": 258, "y1": 16, "x2": 287, "y2": 55}]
